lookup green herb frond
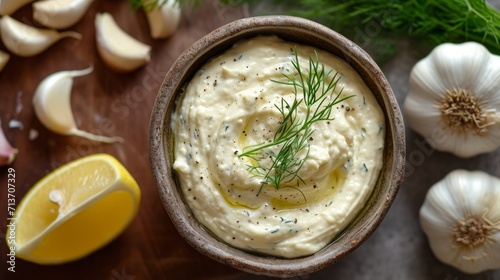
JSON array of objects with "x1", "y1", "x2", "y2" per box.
[
  {"x1": 268, "y1": 0, "x2": 500, "y2": 58},
  {"x1": 238, "y1": 49, "x2": 353, "y2": 191}
]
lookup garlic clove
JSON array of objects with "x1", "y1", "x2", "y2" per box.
[
  {"x1": 144, "y1": 0, "x2": 181, "y2": 39},
  {"x1": 0, "y1": 50, "x2": 10, "y2": 72},
  {"x1": 473, "y1": 55, "x2": 500, "y2": 95},
  {"x1": 33, "y1": 0, "x2": 94, "y2": 29},
  {"x1": 0, "y1": 0, "x2": 34, "y2": 16},
  {"x1": 95, "y1": 12, "x2": 151, "y2": 72},
  {"x1": 0, "y1": 118, "x2": 18, "y2": 166},
  {"x1": 0, "y1": 15, "x2": 82, "y2": 57},
  {"x1": 33, "y1": 66, "x2": 124, "y2": 143}
]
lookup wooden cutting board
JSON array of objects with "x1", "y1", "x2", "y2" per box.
[{"x1": 0, "y1": 1, "x2": 250, "y2": 279}]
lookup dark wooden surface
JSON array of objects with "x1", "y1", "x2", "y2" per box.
[{"x1": 0, "y1": 1, "x2": 250, "y2": 279}]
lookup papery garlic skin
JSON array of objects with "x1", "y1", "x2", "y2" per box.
[
  {"x1": 144, "y1": 0, "x2": 181, "y2": 39},
  {"x1": 33, "y1": 0, "x2": 94, "y2": 29},
  {"x1": 419, "y1": 169, "x2": 500, "y2": 274},
  {"x1": 0, "y1": 15, "x2": 82, "y2": 57},
  {"x1": 404, "y1": 42, "x2": 500, "y2": 158},
  {"x1": 0, "y1": 0, "x2": 34, "y2": 15},
  {"x1": 0, "y1": 50, "x2": 10, "y2": 72},
  {"x1": 0, "y1": 118, "x2": 18, "y2": 166},
  {"x1": 95, "y1": 12, "x2": 151, "y2": 72},
  {"x1": 33, "y1": 66, "x2": 124, "y2": 143}
]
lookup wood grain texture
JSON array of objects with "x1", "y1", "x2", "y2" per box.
[{"x1": 0, "y1": 1, "x2": 249, "y2": 279}]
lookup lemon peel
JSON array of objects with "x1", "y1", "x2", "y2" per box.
[{"x1": 8, "y1": 154, "x2": 141, "y2": 265}]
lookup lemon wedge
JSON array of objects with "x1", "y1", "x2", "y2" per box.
[{"x1": 10, "y1": 153, "x2": 141, "y2": 265}]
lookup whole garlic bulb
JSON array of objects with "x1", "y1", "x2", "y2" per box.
[
  {"x1": 404, "y1": 42, "x2": 500, "y2": 158},
  {"x1": 419, "y1": 169, "x2": 500, "y2": 274}
]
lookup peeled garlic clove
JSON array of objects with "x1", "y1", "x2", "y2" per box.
[
  {"x1": 95, "y1": 12, "x2": 151, "y2": 72},
  {"x1": 0, "y1": 0, "x2": 34, "y2": 15},
  {"x1": 33, "y1": 66, "x2": 124, "y2": 143},
  {"x1": 33, "y1": 0, "x2": 94, "y2": 29},
  {"x1": 144, "y1": 0, "x2": 181, "y2": 39},
  {"x1": 0, "y1": 118, "x2": 18, "y2": 166},
  {"x1": 0, "y1": 15, "x2": 82, "y2": 57},
  {"x1": 0, "y1": 50, "x2": 10, "y2": 72}
]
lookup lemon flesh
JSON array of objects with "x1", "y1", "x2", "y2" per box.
[{"x1": 11, "y1": 153, "x2": 141, "y2": 265}]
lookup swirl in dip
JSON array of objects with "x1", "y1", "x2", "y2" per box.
[{"x1": 172, "y1": 36, "x2": 385, "y2": 258}]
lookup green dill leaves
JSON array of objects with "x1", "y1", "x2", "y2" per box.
[
  {"x1": 257, "y1": 0, "x2": 500, "y2": 60},
  {"x1": 238, "y1": 49, "x2": 353, "y2": 191}
]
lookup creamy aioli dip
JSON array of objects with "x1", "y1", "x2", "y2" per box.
[{"x1": 172, "y1": 36, "x2": 385, "y2": 258}]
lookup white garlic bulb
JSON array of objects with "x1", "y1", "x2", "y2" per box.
[
  {"x1": 404, "y1": 42, "x2": 500, "y2": 158},
  {"x1": 419, "y1": 169, "x2": 500, "y2": 274},
  {"x1": 0, "y1": 15, "x2": 82, "y2": 57},
  {"x1": 144, "y1": 0, "x2": 181, "y2": 39},
  {"x1": 33, "y1": 0, "x2": 94, "y2": 29}
]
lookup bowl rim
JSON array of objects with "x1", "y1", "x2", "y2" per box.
[{"x1": 149, "y1": 15, "x2": 406, "y2": 278}]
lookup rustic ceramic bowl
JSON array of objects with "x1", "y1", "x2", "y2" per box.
[{"x1": 149, "y1": 15, "x2": 405, "y2": 278}]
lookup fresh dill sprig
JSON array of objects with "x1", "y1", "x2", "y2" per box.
[
  {"x1": 238, "y1": 49, "x2": 352, "y2": 191},
  {"x1": 294, "y1": 0, "x2": 500, "y2": 56}
]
